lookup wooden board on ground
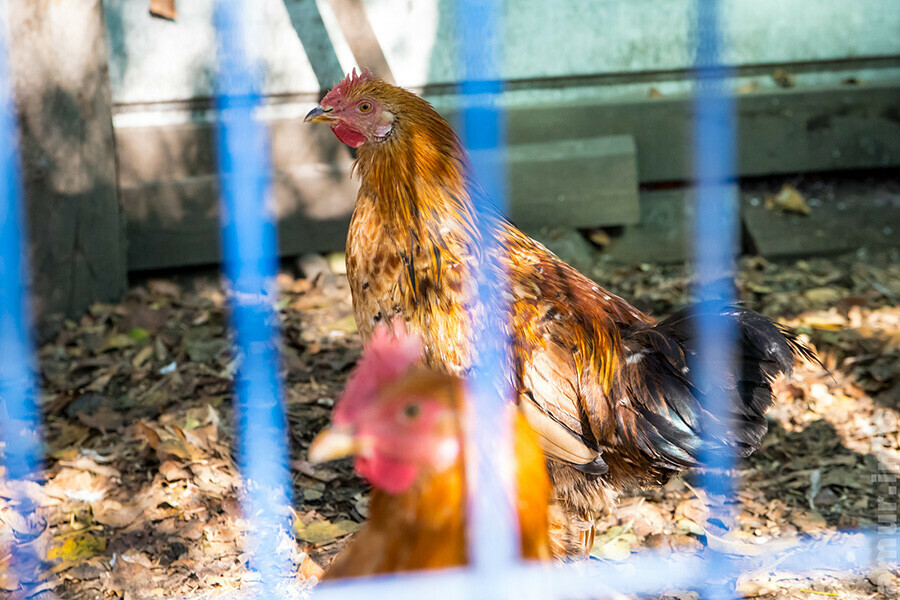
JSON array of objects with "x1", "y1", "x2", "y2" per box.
[
  {"x1": 603, "y1": 185, "x2": 739, "y2": 265},
  {"x1": 116, "y1": 121, "x2": 360, "y2": 271},
  {"x1": 741, "y1": 180, "x2": 900, "y2": 258},
  {"x1": 508, "y1": 135, "x2": 639, "y2": 229},
  {"x1": 114, "y1": 82, "x2": 899, "y2": 272},
  {"x1": 8, "y1": 0, "x2": 126, "y2": 319},
  {"x1": 497, "y1": 82, "x2": 900, "y2": 183},
  {"x1": 117, "y1": 124, "x2": 639, "y2": 271}
]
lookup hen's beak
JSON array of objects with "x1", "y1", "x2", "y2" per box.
[
  {"x1": 308, "y1": 425, "x2": 359, "y2": 462},
  {"x1": 304, "y1": 105, "x2": 335, "y2": 123}
]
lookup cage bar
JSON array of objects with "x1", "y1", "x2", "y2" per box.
[
  {"x1": 457, "y1": 0, "x2": 520, "y2": 579},
  {"x1": 213, "y1": 0, "x2": 295, "y2": 593},
  {"x1": 0, "y1": 1, "x2": 893, "y2": 599},
  {"x1": 309, "y1": 533, "x2": 897, "y2": 600},
  {"x1": 691, "y1": 0, "x2": 740, "y2": 598},
  {"x1": 0, "y1": 15, "x2": 48, "y2": 598}
]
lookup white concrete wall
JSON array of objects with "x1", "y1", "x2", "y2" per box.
[{"x1": 104, "y1": 0, "x2": 899, "y2": 106}]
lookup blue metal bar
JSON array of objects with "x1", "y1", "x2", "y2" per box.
[
  {"x1": 213, "y1": 1, "x2": 294, "y2": 593},
  {"x1": 692, "y1": 1, "x2": 738, "y2": 598},
  {"x1": 309, "y1": 533, "x2": 899, "y2": 600},
  {"x1": 0, "y1": 15, "x2": 47, "y2": 597},
  {"x1": 456, "y1": 0, "x2": 519, "y2": 582}
]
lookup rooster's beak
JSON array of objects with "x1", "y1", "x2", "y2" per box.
[
  {"x1": 308, "y1": 425, "x2": 360, "y2": 462},
  {"x1": 304, "y1": 105, "x2": 336, "y2": 123}
]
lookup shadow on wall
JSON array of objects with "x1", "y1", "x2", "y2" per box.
[
  {"x1": 103, "y1": 1, "x2": 463, "y2": 277},
  {"x1": 10, "y1": 0, "x2": 126, "y2": 322},
  {"x1": 106, "y1": 0, "x2": 363, "y2": 274}
]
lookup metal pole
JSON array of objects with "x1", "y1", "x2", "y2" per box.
[
  {"x1": 692, "y1": 0, "x2": 738, "y2": 598},
  {"x1": 213, "y1": 1, "x2": 294, "y2": 594},
  {"x1": 456, "y1": 0, "x2": 520, "y2": 587}
]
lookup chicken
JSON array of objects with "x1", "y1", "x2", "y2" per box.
[
  {"x1": 305, "y1": 69, "x2": 817, "y2": 557},
  {"x1": 308, "y1": 323, "x2": 552, "y2": 577}
]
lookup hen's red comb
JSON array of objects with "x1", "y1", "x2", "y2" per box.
[
  {"x1": 333, "y1": 319, "x2": 422, "y2": 424},
  {"x1": 322, "y1": 68, "x2": 374, "y2": 107}
]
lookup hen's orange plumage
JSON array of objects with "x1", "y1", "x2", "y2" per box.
[
  {"x1": 308, "y1": 325, "x2": 552, "y2": 578},
  {"x1": 306, "y1": 70, "x2": 816, "y2": 557}
]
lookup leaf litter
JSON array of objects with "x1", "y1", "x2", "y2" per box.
[{"x1": 0, "y1": 245, "x2": 896, "y2": 599}]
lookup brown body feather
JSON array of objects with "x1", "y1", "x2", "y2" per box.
[
  {"x1": 329, "y1": 76, "x2": 814, "y2": 557},
  {"x1": 324, "y1": 371, "x2": 552, "y2": 578}
]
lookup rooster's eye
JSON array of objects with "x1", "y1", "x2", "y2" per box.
[
  {"x1": 359, "y1": 102, "x2": 372, "y2": 113},
  {"x1": 402, "y1": 404, "x2": 420, "y2": 419}
]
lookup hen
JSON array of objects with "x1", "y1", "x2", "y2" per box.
[
  {"x1": 305, "y1": 69, "x2": 816, "y2": 556},
  {"x1": 308, "y1": 324, "x2": 552, "y2": 577}
]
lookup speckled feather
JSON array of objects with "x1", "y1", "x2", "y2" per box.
[{"x1": 323, "y1": 73, "x2": 814, "y2": 558}]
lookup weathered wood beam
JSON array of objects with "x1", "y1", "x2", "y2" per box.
[
  {"x1": 8, "y1": 0, "x2": 126, "y2": 318},
  {"x1": 114, "y1": 81, "x2": 899, "y2": 271}
]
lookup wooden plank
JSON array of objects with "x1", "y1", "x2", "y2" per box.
[
  {"x1": 741, "y1": 181, "x2": 900, "y2": 258},
  {"x1": 116, "y1": 123, "x2": 639, "y2": 270},
  {"x1": 603, "y1": 186, "x2": 740, "y2": 265},
  {"x1": 117, "y1": 121, "x2": 360, "y2": 271},
  {"x1": 8, "y1": 0, "x2": 125, "y2": 318},
  {"x1": 479, "y1": 82, "x2": 900, "y2": 183},
  {"x1": 120, "y1": 173, "x2": 358, "y2": 271},
  {"x1": 329, "y1": 0, "x2": 395, "y2": 83},
  {"x1": 508, "y1": 136, "x2": 639, "y2": 229},
  {"x1": 114, "y1": 82, "x2": 899, "y2": 271}
]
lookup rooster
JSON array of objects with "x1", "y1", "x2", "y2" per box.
[
  {"x1": 305, "y1": 69, "x2": 816, "y2": 557},
  {"x1": 308, "y1": 324, "x2": 552, "y2": 577}
]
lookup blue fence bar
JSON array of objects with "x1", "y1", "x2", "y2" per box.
[
  {"x1": 0, "y1": 17, "x2": 46, "y2": 597},
  {"x1": 692, "y1": 1, "x2": 739, "y2": 598},
  {"x1": 456, "y1": 0, "x2": 520, "y2": 582},
  {"x1": 213, "y1": 0, "x2": 294, "y2": 593},
  {"x1": 0, "y1": 2, "x2": 892, "y2": 600},
  {"x1": 310, "y1": 533, "x2": 898, "y2": 600},
  {"x1": 306, "y1": 2, "x2": 898, "y2": 599}
]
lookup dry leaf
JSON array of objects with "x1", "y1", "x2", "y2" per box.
[
  {"x1": 586, "y1": 228, "x2": 612, "y2": 248},
  {"x1": 803, "y1": 287, "x2": 844, "y2": 305},
  {"x1": 326, "y1": 315, "x2": 358, "y2": 335},
  {"x1": 137, "y1": 421, "x2": 205, "y2": 461},
  {"x1": 789, "y1": 509, "x2": 827, "y2": 533},
  {"x1": 298, "y1": 553, "x2": 325, "y2": 580},
  {"x1": 48, "y1": 533, "x2": 107, "y2": 563},
  {"x1": 589, "y1": 525, "x2": 638, "y2": 561},
  {"x1": 58, "y1": 456, "x2": 120, "y2": 479},
  {"x1": 764, "y1": 184, "x2": 811, "y2": 215},
  {"x1": 294, "y1": 519, "x2": 359, "y2": 544},
  {"x1": 133, "y1": 344, "x2": 154, "y2": 368},
  {"x1": 102, "y1": 333, "x2": 136, "y2": 351},
  {"x1": 91, "y1": 499, "x2": 146, "y2": 528},
  {"x1": 326, "y1": 252, "x2": 347, "y2": 275},
  {"x1": 78, "y1": 410, "x2": 128, "y2": 434},
  {"x1": 159, "y1": 460, "x2": 190, "y2": 481},
  {"x1": 772, "y1": 68, "x2": 797, "y2": 88},
  {"x1": 45, "y1": 468, "x2": 107, "y2": 502}
]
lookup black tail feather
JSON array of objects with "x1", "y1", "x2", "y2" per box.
[{"x1": 617, "y1": 304, "x2": 816, "y2": 477}]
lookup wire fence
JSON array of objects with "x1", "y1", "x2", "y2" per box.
[{"x1": 0, "y1": 1, "x2": 897, "y2": 599}]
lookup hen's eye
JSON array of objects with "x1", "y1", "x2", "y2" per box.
[
  {"x1": 359, "y1": 102, "x2": 372, "y2": 113},
  {"x1": 402, "y1": 404, "x2": 420, "y2": 419}
]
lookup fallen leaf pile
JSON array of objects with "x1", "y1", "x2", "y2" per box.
[{"x1": 0, "y1": 242, "x2": 897, "y2": 599}]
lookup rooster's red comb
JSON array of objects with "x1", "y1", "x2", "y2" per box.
[
  {"x1": 333, "y1": 319, "x2": 422, "y2": 423},
  {"x1": 322, "y1": 68, "x2": 375, "y2": 107}
]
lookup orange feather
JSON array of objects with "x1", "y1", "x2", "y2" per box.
[{"x1": 307, "y1": 72, "x2": 816, "y2": 558}]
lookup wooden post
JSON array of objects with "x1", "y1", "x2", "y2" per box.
[{"x1": 7, "y1": 0, "x2": 125, "y2": 322}]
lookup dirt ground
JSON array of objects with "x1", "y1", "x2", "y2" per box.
[{"x1": 1, "y1": 243, "x2": 898, "y2": 600}]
